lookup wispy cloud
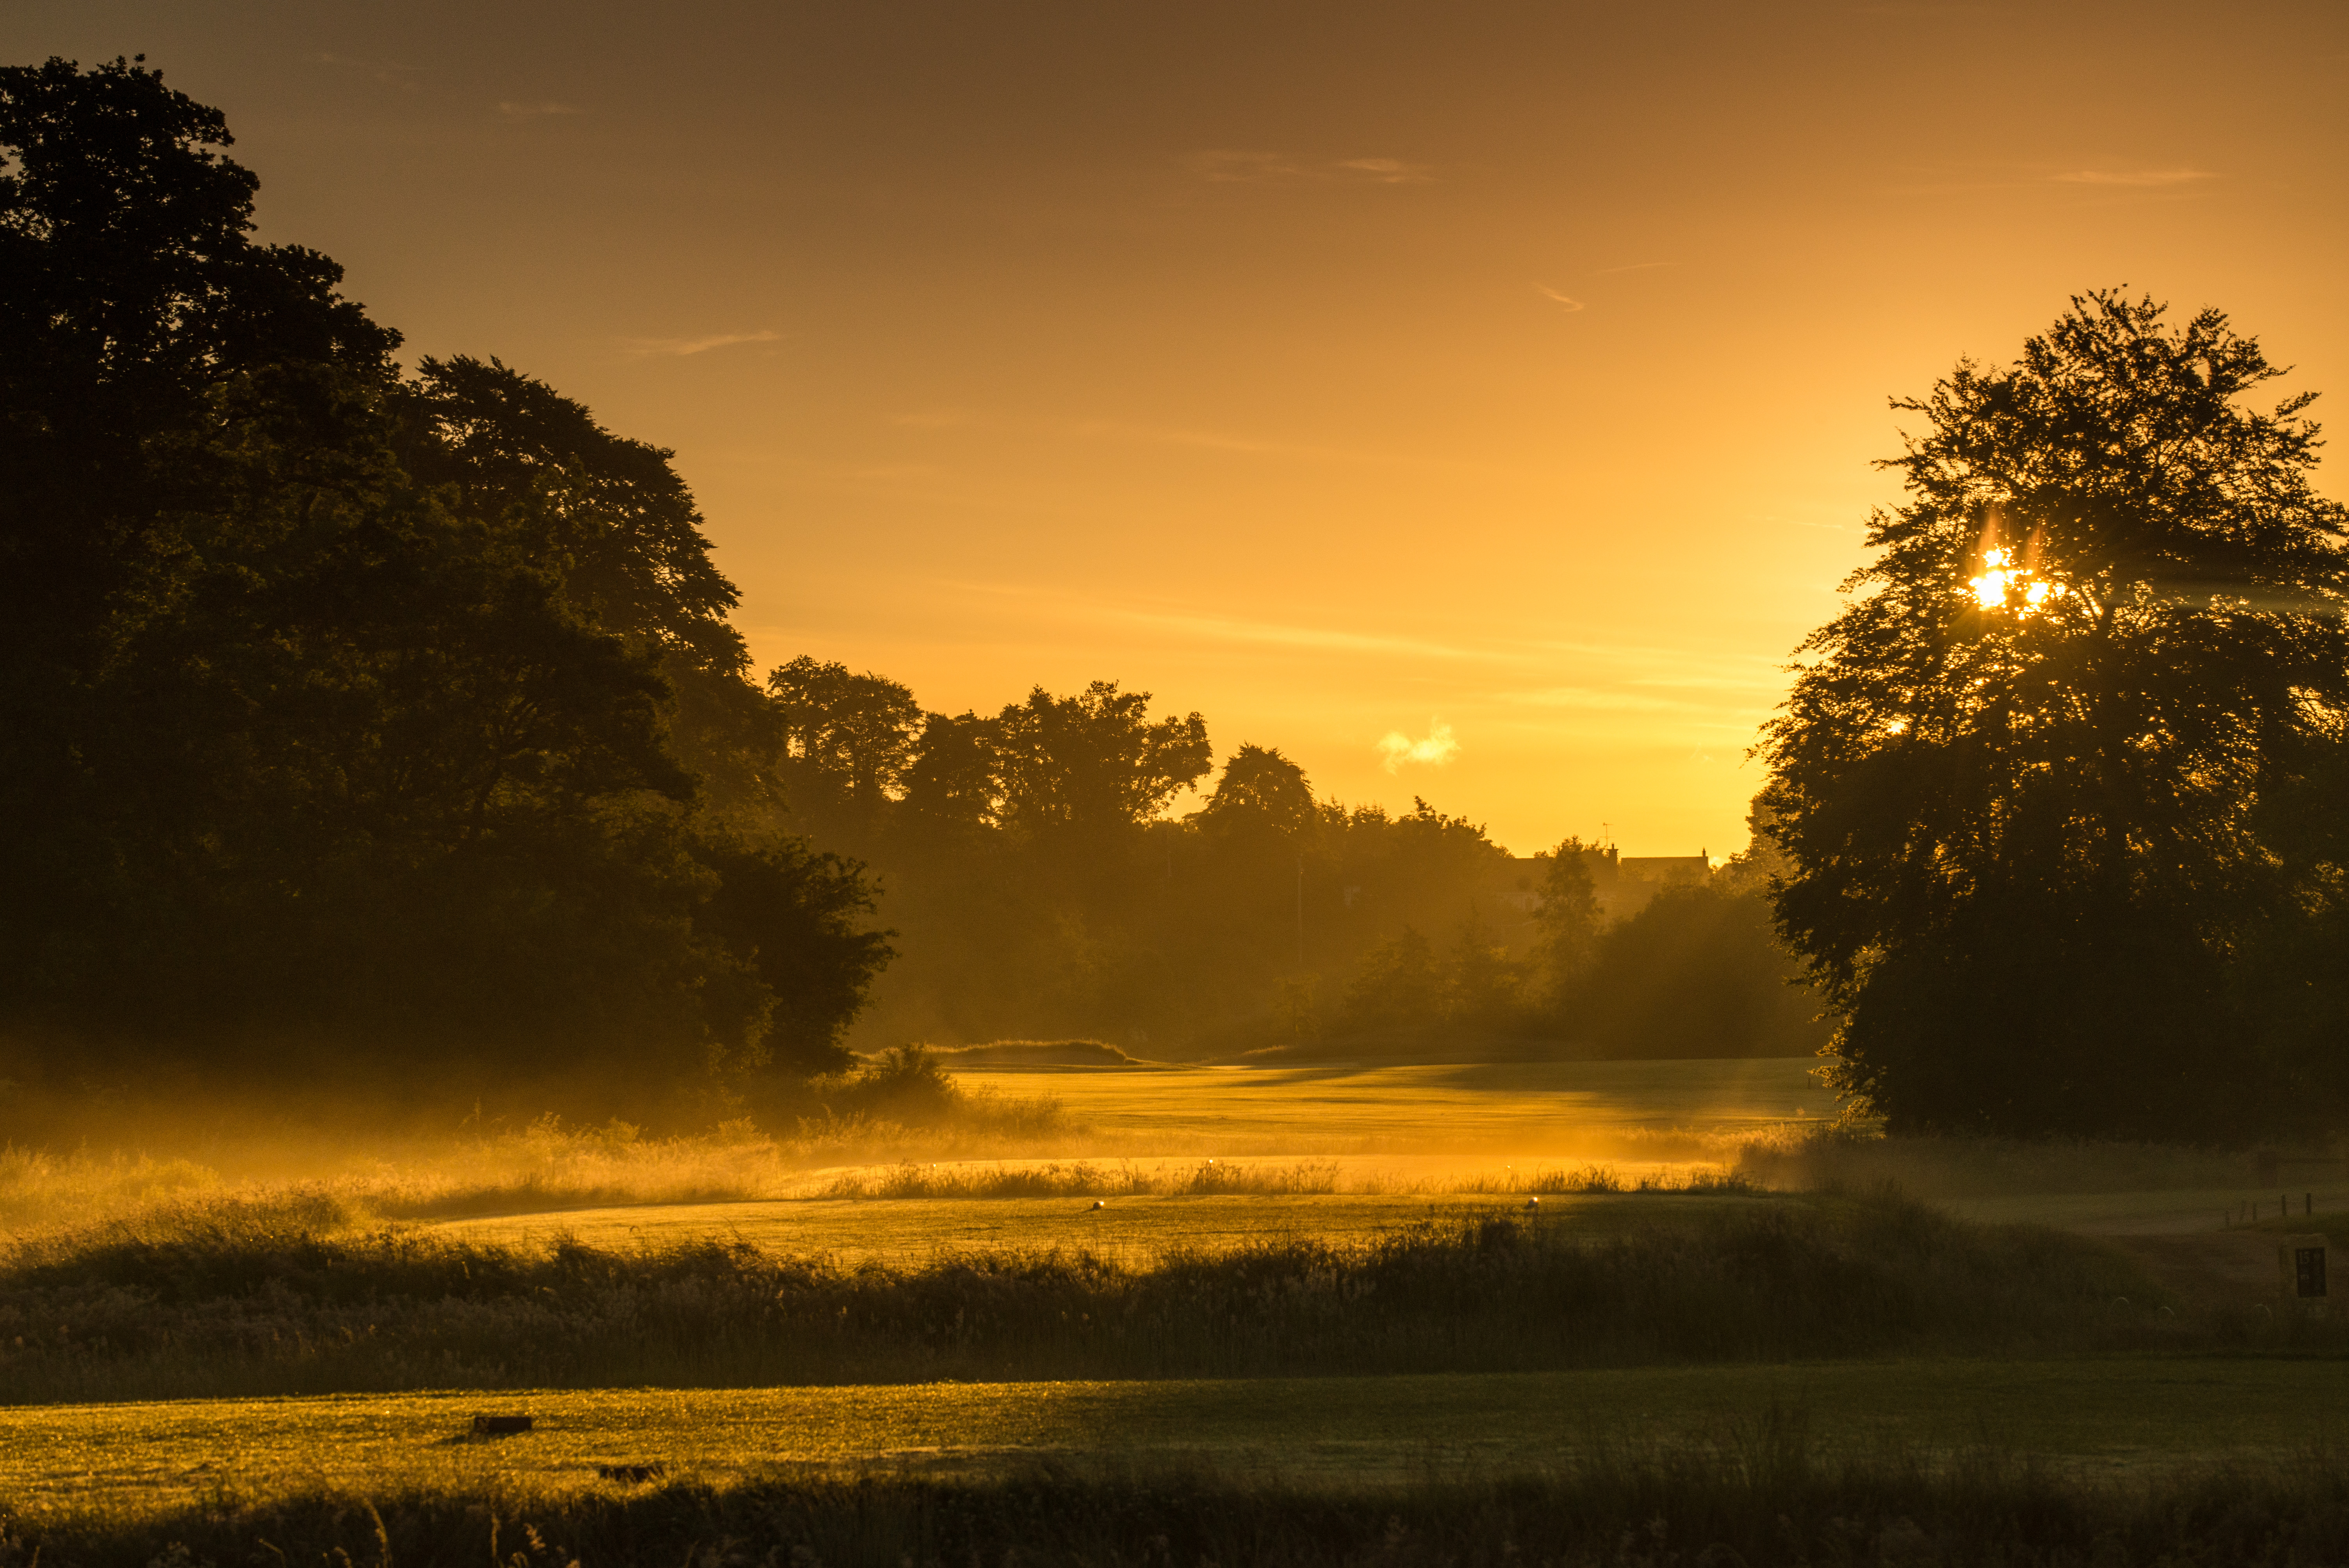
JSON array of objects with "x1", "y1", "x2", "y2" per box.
[
  {"x1": 1520, "y1": 639, "x2": 1791, "y2": 695},
  {"x1": 939, "y1": 582, "x2": 1490, "y2": 663},
  {"x1": 1331, "y1": 157, "x2": 1434, "y2": 185},
  {"x1": 1184, "y1": 150, "x2": 1433, "y2": 185},
  {"x1": 622, "y1": 330, "x2": 781, "y2": 358},
  {"x1": 2051, "y1": 167, "x2": 2215, "y2": 187},
  {"x1": 1102, "y1": 606, "x2": 1479, "y2": 661},
  {"x1": 888, "y1": 406, "x2": 1520, "y2": 476},
  {"x1": 1063, "y1": 417, "x2": 1390, "y2": 462},
  {"x1": 1595, "y1": 261, "x2": 1679, "y2": 275},
  {"x1": 1378, "y1": 721, "x2": 1460, "y2": 772},
  {"x1": 1536, "y1": 285, "x2": 1586, "y2": 311},
  {"x1": 1505, "y1": 686, "x2": 1722, "y2": 715},
  {"x1": 498, "y1": 100, "x2": 584, "y2": 121}
]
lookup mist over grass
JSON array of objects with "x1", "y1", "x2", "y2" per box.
[{"x1": 0, "y1": 1049, "x2": 1075, "y2": 1234}]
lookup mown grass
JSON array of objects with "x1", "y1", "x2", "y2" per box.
[
  {"x1": 24, "y1": 1427, "x2": 2349, "y2": 1567},
  {"x1": 0, "y1": 1188, "x2": 2184, "y2": 1404},
  {"x1": 951, "y1": 1057, "x2": 1824, "y2": 1160},
  {"x1": 18, "y1": 1362, "x2": 2349, "y2": 1521}
]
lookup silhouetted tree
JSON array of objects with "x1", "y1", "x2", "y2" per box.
[
  {"x1": 902, "y1": 709, "x2": 1002, "y2": 830},
  {"x1": 765, "y1": 656, "x2": 924, "y2": 840},
  {"x1": 1444, "y1": 912, "x2": 1526, "y2": 1031},
  {"x1": 1759, "y1": 292, "x2": 2349, "y2": 1137},
  {"x1": 404, "y1": 356, "x2": 742, "y2": 665},
  {"x1": 401, "y1": 356, "x2": 789, "y2": 820},
  {"x1": 992, "y1": 681, "x2": 1212, "y2": 840},
  {"x1": 1529, "y1": 837, "x2": 1604, "y2": 1009},
  {"x1": 1194, "y1": 744, "x2": 1317, "y2": 842},
  {"x1": 1574, "y1": 882, "x2": 1827, "y2": 1060},
  {"x1": 0, "y1": 58, "x2": 891, "y2": 1112},
  {"x1": 1340, "y1": 927, "x2": 1444, "y2": 1032}
]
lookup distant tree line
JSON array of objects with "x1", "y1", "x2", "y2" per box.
[{"x1": 752, "y1": 661, "x2": 1825, "y2": 1060}]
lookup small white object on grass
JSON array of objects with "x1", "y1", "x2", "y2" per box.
[
  {"x1": 1526, "y1": 1197, "x2": 1540, "y2": 1210},
  {"x1": 1090, "y1": 1200, "x2": 1105, "y2": 1211}
]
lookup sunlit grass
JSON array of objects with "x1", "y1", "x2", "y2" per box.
[
  {"x1": 14, "y1": 1362, "x2": 2349, "y2": 1529},
  {"x1": 431, "y1": 1170, "x2": 1761, "y2": 1266}
]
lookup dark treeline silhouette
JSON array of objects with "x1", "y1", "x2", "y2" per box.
[
  {"x1": 0, "y1": 58, "x2": 886, "y2": 1121},
  {"x1": 754, "y1": 663, "x2": 1823, "y2": 1060},
  {"x1": 1760, "y1": 292, "x2": 2349, "y2": 1142},
  {"x1": 0, "y1": 57, "x2": 1819, "y2": 1128}
]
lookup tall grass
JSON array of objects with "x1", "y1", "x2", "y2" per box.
[
  {"x1": 20, "y1": 1431, "x2": 2349, "y2": 1567},
  {"x1": 806, "y1": 1160, "x2": 1752, "y2": 1200},
  {"x1": 0, "y1": 1189, "x2": 2179, "y2": 1403},
  {"x1": 0, "y1": 1147, "x2": 222, "y2": 1231}
]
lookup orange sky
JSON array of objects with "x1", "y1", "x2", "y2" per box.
[{"x1": 11, "y1": 2, "x2": 2346, "y2": 853}]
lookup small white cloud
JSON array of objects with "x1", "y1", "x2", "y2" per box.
[
  {"x1": 498, "y1": 100, "x2": 584, "y2": 121},
  {"x1": 1537, "y1": 285, "x2": 1585, "y2": 311},
  {"x1": 622, "y1": 330, "x2": 781, "y2": 357},
  {"x1": 2051, "y1": 168, "x2": 2215, "y2": 187},
  {"x1": 1376, "y1": 721, "x2": 1460, "y2": 773}
]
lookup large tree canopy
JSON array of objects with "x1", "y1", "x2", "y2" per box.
[
  {"x1": 1759, "y1": 292, "x2": 2349, "y2": 1138},
  {"x1": 0, "y1": 57, "x2": 889, "y2": 1113}
]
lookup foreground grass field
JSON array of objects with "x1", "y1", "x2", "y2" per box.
[
  {"x1": 16, "y1": 1359, "x2": 2349, "y2": 1525},
  {"x1": 13, "y1": 1059, "x2": 2340, "y2": 1563},
  {"x1": 36, "y1": 1450, "x2": 2349, "y2": 1568}
]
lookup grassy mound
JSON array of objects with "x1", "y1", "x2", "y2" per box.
[{"x1": 920, "y1": 1039, "x2": 1151, "y2": 1068}]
